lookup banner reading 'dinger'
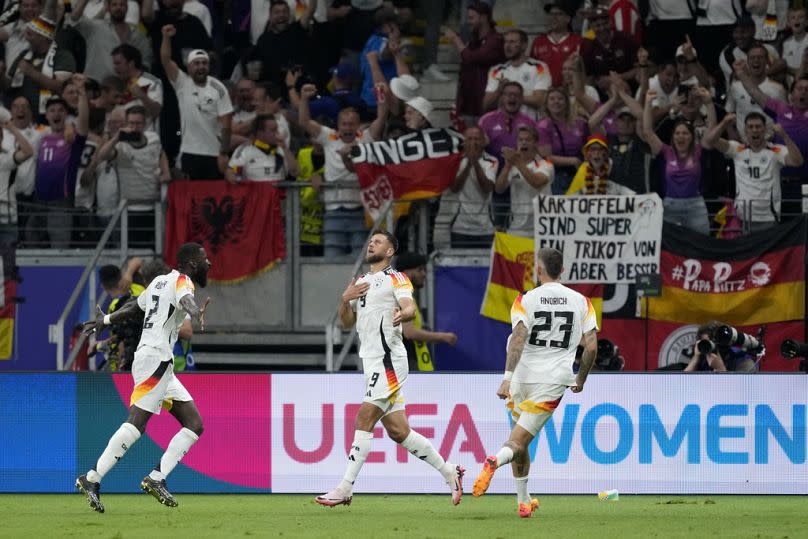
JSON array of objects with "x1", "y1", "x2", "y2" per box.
[{"x1": 533, "y1": 194, "x2": 663, "y2": 284}]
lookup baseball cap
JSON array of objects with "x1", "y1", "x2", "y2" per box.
[
  {"x1": 583, "y1": 133, "x2": 608, "y2": 151},
  {"x1": 394, "y1": 252, "x2": 427, "y2": 271},
  {"x1": 186, "y1": 49, "x2": 209, "y2": 65},
  {"x1": 390, "y1": 74, "x2": 420, "y2": 101},
  {"x1": 586, "y1": 6, "x2": 609, "y2": 21},
  {"x1": 405, "y1": 96, "x2": 434, "y2": 125},
  {"x1": 330, "y1": 63, "x2": 356, "y2": 81}
]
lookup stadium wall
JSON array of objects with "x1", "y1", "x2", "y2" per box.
[{"x1": 1, "y1": 372, "x2": 806, "y2": 494}]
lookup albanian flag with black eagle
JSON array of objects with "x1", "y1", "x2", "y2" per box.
[
  {"x1": 351, "y1": 127, "x2": 464, "y2": 221},
  {"x1": 164, "y1": 181, "x2": 285, "y2": 283}
]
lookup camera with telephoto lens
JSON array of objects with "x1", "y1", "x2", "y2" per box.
[
  {"x1": 595, "y1": 339, "x2": 624, "y2": 371},
  {"x1": 780, "y1": 340, "x2": 808, "y2": 373},
  {"x1": 714, "y1": 325, "x2": 764, "y2": 353}
]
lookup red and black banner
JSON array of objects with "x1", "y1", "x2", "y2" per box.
[
  {"x1": 598, "y1": 217, "x2": 806, "y2": 371},
  {"x1": 164, "y1": 181, "x2": 286, "y2": 283},
  {"x1": 352, "y1": 128, "x2": 464, "y2": 221}
]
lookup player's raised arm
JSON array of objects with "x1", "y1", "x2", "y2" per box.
[
  {"x1": 498, "y1": 321, "x2": 528, "y2": 399},
  {"x1": 572, "y1": 329, "x2": 598, "y2": 393},
  {"x1": 179, "y1": 295, "x2": 211, "y2": 332},
  {"x1": 81, "y1": 302, "x2": 142, "y2": 336}
]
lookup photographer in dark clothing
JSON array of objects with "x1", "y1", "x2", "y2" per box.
[{"x1": 684, "y1": 320, "x2": 757, "y2": 373}]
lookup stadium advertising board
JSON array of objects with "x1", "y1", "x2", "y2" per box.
[{"x1": 272, "y1": 374, "x2": 808, "y2": 494}]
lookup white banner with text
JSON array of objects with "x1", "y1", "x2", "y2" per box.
[{"x1": 533, "y1": 194, "x2": 664, "y2": 284}]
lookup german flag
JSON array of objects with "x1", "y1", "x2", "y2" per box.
[
  {"x1": 643, "y1": 218, "x2": 806, "y2": 327},
  {"x1": 480, "y1": 232, "x2": 602, "y2": 325}
]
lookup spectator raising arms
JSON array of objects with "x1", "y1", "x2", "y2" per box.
[
  {"x1": 537, "y1": 87, "x2": 588, "y2": 195},
  {"x1": 703, "y1": 113, "x2": 804, "y2": 233},
  {"x1": 641, "y1": 89, "x2": 710, "y2": 235},
  {"x1": 161, "y1": 24, "x2": 232, "y2": 180}
]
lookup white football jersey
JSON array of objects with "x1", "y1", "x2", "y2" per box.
[
  {"x1": 511, "y1": 282, "x2": 598, "y2": 385},
  {"x1": 136, "y1": 269, "x2": 195, "y2": 359},
  {"x1": 724, "y1": 141, "x2": 788, "y2": 222},
  {"x1": 351, "y1": 266, "x2": 413, "y2": 362}
]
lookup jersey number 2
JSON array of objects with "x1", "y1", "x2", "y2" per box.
[
  {"x1": 528, "y1": 311, "x2": 573, "y2": 348},
  {"x1": 143, "y1": 295, "x2": 160, "y2": 329}
]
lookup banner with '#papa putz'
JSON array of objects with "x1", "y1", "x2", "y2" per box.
[{"x1": 533, "y1": 194, "x2": 664, "y2": 284}]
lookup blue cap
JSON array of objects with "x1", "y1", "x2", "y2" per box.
[{"x1": 331, "y1": 63, "x2": 357, "y2": 81}]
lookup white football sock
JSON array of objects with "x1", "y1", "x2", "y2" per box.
[
  {"x1": 515, "y1": 476, "x2": 531, "y2": 505},
  {"x1": 495, "y1": 446, "x2": 515, "y2": 468},
  {"x1": 87, "y1": 422, "x2": 141, "y2": 483},
  {"x1": 400, "y1": 430, "x2": 454, "y2": 480},
  {"x1": 338, "y1": 430, "x2": 373, "y2": 493},
  {"x1": 149, "y1": 428, "x2": 199, "y2": 481}
]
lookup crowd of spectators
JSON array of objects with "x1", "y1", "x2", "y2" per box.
[{"x1": 0, "y1": 0, "x2": 804, "y2": 251}]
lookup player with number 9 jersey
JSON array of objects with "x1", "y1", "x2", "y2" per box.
[{"x1": 510, "y1": 283, "x2": 597, "y2": 387}]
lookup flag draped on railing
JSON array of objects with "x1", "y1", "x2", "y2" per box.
[{"x1": 164, "y1": 181, "x2": 286, "y2": 283}]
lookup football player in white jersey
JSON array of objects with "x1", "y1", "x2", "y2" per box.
[
  {"x1": 76, "y1": 243, "x2": 211, "y2": 513},
  {"x1": 315, "y1": 230, "x2": 465, "y2": 508},
  {"x1": 472, "y1": 248, "x2": 598, "y2": 518}
]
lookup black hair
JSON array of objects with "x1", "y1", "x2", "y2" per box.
[
  {"x1": 744, "y1": 111, "x2": 767, "y2": 125},
  {"x1": 111, "y1": 43, "x2": 143, "y2": 70},
  {"x1": 141, "y1": 258, "x2": 171, "y2": 286},
  {"x1": 537, "y1": 247, "x2": 563, "y2": 279},
  {"x1": 99, "y1": 264, "x2": 122, "y2": 290},
  {"x1": 89, "y1": 108, "x2": 107, "y2": 134},
  {"x1": 252, "y1": 113, "x2": 277, "y2": 134},
  {"x1": 177, "y1": 242, "x2": 204, "y2": 268},
  {"x1": 502, "y1": 81, "x2": 524, "y2": 94},
  {"x1": 505, "y1": 29, "x2": 528, "y2": 44},
  {"x1": 370, "y1": 229, "x2": 398, "y2": 254},
  {"x1": 256, "y1": 81, "x2": 282, "y2": 101},
  {"x1": 395, "y1": 252, "x2": 427, "y2": 271}
]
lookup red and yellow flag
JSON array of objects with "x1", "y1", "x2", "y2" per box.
[{"x1": 481, "y1": 232, "x2": 602, "y2": 325}]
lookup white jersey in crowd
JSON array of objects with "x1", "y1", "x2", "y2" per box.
[
  {"x1": 172, "y1": 70, "x2": 234, "y2": 157},
  {"x1": 510, "y1": 282, "x2": 598, "y2": 386},
  {"x1": 506, "y1": 156, "x2": 554, "y2": 236},
  {"x1": 782, "y1": 33, "x2": 808, "y2": 86},
  {"x1": 136, "y1": 269, "x2": 195, "y2": 360},
  {"x1": 121, "y1": 72, "x2": 163, "y2": 133},
  {"x1": 724, "y1": 141, "x2": 789, "y2": 222},
  {"x1": 725, "y1": 78, "x2": 785, "y2": 140},
  {"x1": 316, "y1": 126, "x2": 372, "y2": 211},
  {"x1": 486, "y1": 58, "x2": 551, "y2": 120},
  {"x1": 228, "y1": 141, "x2": 288, "y2": 181},
  {"x1": 0, "y1": 129, "x2": 18, "y2": 224},
  {"x1": 74, "y1": 139, "x2": 99, "y2": 210},
  {"x1": 450, "y1": 153, "x2": 498, "y2": 236},
  {"x1": 14, "y1": 124, "x2": 47, "y2": 196},
  {"x1": 350, "y1": 265, "x2": 413, "y2": 363}
]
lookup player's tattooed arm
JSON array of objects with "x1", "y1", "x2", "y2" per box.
[
  {"x1": 572, "y1": 329, "x2": 598, "y2": 393},
  {"x1": 497, "y1": 322, "x2": 528, "y2": 399},
  {"x1": 179, "y1": 295, "x2": 212, "y2": 331},
  {"x1": 81, "y1": 301, "x2": 141, "y2": 335}
]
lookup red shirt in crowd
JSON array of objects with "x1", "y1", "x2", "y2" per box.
[
  {"x1": 530, "y1": 33, "x2": 583, "y2": 87},
  {"x1": 609, "y1": 0, "x2": 643, "y2": 45},
  {"x1": 457, "y1": 28, "x2": 505, "y2": 116}
]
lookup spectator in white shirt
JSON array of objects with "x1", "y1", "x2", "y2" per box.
[
  {"x1": 0, "y1": 118, "x2": 35, "y2": 244},
  {"x1": 226, "y1": 114, "x2": 299, "y2": 183},
  {"x1": 161, "y1": 24, "x2": 233, "y2": 179},
  {"x1": 444, "y1": 126, "x2": 497, "y2": 248},
  {"x1": 704, "y1": 112, "x2": 804, "y2": 233},
  {"x1": 782, "y1": 7, "x2": 808, "y2": 86},
  {"x1": 483, "y1": 29, "x2": 551, "y2": 120},
  {"x1": 112, "y1": 44, "x2": 163, "y2": 129},
  {"x1": 726, "y1": 45, "x2": 786, "y2": 141},
  {"x1": 230, "y1": 78, "x2": 257, "y2": 150},
  {"x1": 0, "y1": 0, "x2": 42, "y2": 78},
  {"x1": 10, "y1": 96, "x2": 45, "y2": 242}
]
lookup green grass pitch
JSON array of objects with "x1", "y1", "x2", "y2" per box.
[{"x1": 2, "y1": 494, "x2": 804, "y2": 538}]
